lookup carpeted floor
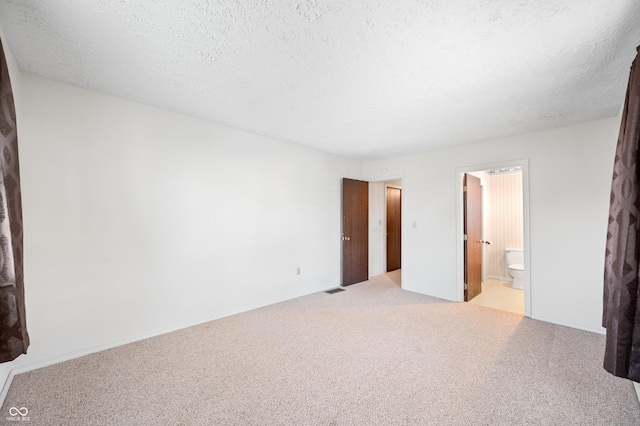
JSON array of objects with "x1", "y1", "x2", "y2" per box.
[{"x1": 2, "y1": 273, "x2": 638, "y2": 425}]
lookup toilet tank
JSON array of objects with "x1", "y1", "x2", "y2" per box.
[{"x1": 505, "y1": 248, "x2": 524, "y2": 265}]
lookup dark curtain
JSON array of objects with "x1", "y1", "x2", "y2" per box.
[
  {"x1": 0, "y1": 42, "x2": 29, "y2": 362},
  {"x1": 603, "y1": 46, "x2": 640, "y2": 382}
]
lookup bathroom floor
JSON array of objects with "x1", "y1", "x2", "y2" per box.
[{"x1": 468, "y1": 279, "x2": 524, "y2": 315}]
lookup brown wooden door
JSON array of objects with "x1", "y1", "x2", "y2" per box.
[
  {"x1": 386, "y1": 187, "x2": 401, "y2": 272},
  {"x1": 342, "y1": 178, "x2": 368, "y2": 286},
  {"x1": 464, "y1": 174, "x2": 482, "y2": 301}
]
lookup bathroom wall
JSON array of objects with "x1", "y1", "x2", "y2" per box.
[
  {"x1": 468, "y1": 169, "x2": 525, "y2": 281},
  {"x1": 484, "y1": 171, "x2": 524, "y2": 280}
]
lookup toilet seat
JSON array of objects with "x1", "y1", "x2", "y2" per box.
[{"x1": 508, "y1": 263, "x2": 524, "y2": 271}]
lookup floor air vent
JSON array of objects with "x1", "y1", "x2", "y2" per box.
[{"x1": 325, "y1": 288, "x2": 345, "y2": 294}]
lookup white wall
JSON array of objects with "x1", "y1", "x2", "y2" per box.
[
  {"x1": 368, "y1": 181, "x2": 386, "y2": 277},
  {"x1": 12, "y1": 73, "x2": 361, "y2": 374},
  {"x1": 363, "y1": 117, "x2": 619, "y2": 333}
]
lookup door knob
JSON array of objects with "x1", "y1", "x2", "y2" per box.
[{"x1": 480, "y1": 240, "x2": 492, "y2": 245}]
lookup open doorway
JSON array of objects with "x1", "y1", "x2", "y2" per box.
[
  {"x1": 456, "y1": 161, "x2": 531, "y2": 317},
  {"x1": 369, "y1": 178, "x2": 403, "y2": 287}
]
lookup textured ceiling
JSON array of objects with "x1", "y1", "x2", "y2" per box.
[{"x1": 0, "y1": 1, "x2": 639, "y2": 160}]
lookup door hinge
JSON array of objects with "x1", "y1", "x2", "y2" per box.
[
  {"x1": 463, "y1": 185, "x2": 467, "y2": 192},
  {"x1": 464, "y1": 283, "x2": 468, "y2": 290},
  {"x1": 464, "y1": 234, "x2": 468, "y2": 241}
]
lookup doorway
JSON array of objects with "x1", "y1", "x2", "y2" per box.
[
  {"x1": 457, "y1": 161, "x2": 531, "y2": 317},
  {"x1": 368, "y1": 179, "x2": 403, "y2": 286},
  {"x1": 387, "y1": 186, "x2": 401, "y2": 272},
  {"x1": 342, "y1": 177, "x2": 403, "y2": 287}
]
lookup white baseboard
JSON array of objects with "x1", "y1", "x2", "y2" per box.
[
  {"x1": 0, "y1": 370, "x2": 14, "y2": 406},
  {"x1": 0, "y1": 323, "x2": 219, "y2": 407},
  {"x1": 485, "y1": 275, "x2": 512, "y2": 282},
  {"x1": 529, "y1": 314, "x2": 606, "y2": 335},
  {"x1": 0, "y1": 286, "x2": 625, "y2": 408},
  {"x1": 0, "y1": 284, "x2": 334, "y2": 407}
]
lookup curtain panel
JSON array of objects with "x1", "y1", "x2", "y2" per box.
[
  {"x1": 603, "y1": 46, "x2": 640, "y2": 382},
  {"x1": 0, "y1": 42, "x2": 29, "y2": 362}
]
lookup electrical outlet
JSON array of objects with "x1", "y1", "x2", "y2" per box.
[{"x1": 296, "y1": 267, "x2": 301, "y2": 275}]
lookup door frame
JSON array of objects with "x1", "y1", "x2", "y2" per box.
[
  {"x1": 367, "y1": 175, "x2": 405, "y2": 280},
  {"x1": 455, "y1": 160, "x2": 531, "y2": 317},
  {"x1": 386, "y1": 185, "x2": 402, "y2": 272}
]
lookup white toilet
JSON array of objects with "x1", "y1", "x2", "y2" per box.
[{"x1": 505, "y1": 248, "x2": 525, "y2": 290}]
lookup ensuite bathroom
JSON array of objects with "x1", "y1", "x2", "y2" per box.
[{"x1": 468, "y1": 166, "x2": 525, "y2": 315}]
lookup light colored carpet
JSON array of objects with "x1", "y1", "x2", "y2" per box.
[
  {"x1": 469, "y1": 278, "x2": 525, "y2": 315},
  {"x1": 385, "y1": 268, "x2": 401, "y2": 287},
  {"x1": 2, "y1": 273, "x2": 638, "y2": 425}
]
